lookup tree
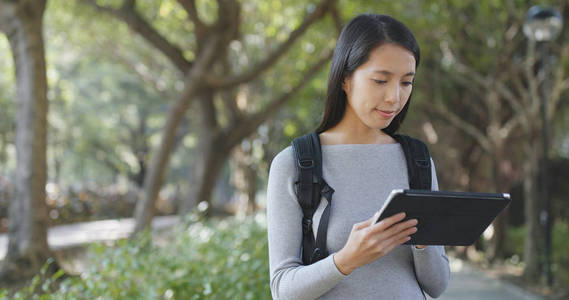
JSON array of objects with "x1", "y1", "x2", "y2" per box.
[
  {"x1": 81, "y1": 0, "x2": 339, "y2": 233},
  {"x1": 414, "y1": 0, "x2": 569, "y2": 280},
  {"x1": 0, "y1": 0, "x2": 57, "y2": 282}
]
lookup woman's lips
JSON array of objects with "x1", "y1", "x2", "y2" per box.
[{"x1": 375, "y1": 109, "x2": 395, "y2": 118}]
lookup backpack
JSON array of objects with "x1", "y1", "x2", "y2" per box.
[{"x1": 291, "y1": 131, "x2": 432, "y2": 265}]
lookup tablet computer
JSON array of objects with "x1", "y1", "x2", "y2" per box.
[{"x1": 372, "y1": 189, "x2": 511, "y2": 246}]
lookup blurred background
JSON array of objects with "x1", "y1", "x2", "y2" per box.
[{"x1": 0, "y1": 0, "x2": 568, "y2": 299}]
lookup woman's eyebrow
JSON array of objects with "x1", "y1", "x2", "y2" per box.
[{"x1": 373, "y1": 70, "x2": 415, "y2": 77}]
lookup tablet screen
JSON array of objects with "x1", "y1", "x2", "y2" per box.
[{"x1": 372, "y1": 189, "x2": 511, "y2": 246}]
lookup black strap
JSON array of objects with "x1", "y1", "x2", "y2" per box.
[
  {"x1": 292, "y1": 134, "x2": 317, "y2": 212},
  {"x1": 310, "y1": 132, "x2": 331, "y2": 262},
  {"x1": 292, "y1": 132, "x2": 432, "y2": 270},
  {"x1": 392, "y1": 134, "x2": 431, "y2": 190},
  {"x1": 392, "y1": 134, "x2": 431, "y2": 299},
  {"x1": 291, "y1": 133, "x2": 318, "y2": 264},
  {"x1": 313, "y1": 180, "x2": 334, "y2": 262},
  {"x1": 291, "y1": 132, "x2": 334, "y2": 265}
]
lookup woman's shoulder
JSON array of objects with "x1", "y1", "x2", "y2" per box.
[{"x1": 269, "y1": 146, "x2": 295, "y2": 174}]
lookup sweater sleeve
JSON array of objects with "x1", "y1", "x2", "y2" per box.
[
  {"x1": 411, "y1": 159, "x2": 451, "y2": 298},
  {"x1": 267, "y1": 146, "x2": 346, "y2": 300}
]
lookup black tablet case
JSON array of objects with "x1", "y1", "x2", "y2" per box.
[{"x1": 375, "y1": 190, "x2": 511, "y2": 246}]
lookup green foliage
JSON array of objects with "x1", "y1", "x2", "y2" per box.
[
  {"x1": 552, "y1": 221, "x2": 569, "y2": 286},
  {"x1": 505, "y1": 225, "x2": 526, "y2": 259},
  {"x1": 0, "y1": 36, "x2": 15, "y2": 172},
  {"x1": 0, "y1": 214, "x2": 271, "y2": 299},
  {"x1": 506, "y1": 221, "x2": 569, "y2": 287}
]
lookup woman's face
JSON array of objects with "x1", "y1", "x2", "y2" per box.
[{"x1": 342, "y1": 43, "x2": 416, "y2": 131}]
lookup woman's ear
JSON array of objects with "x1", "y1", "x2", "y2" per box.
[{"x1": 342, "y1": 77, "x2": 350, "y2": 94}]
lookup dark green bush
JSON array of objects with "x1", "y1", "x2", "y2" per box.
[
  {"x1": 551, "y1": 221, "x2": 569, "y2": 286},
  {"x1": 0, "y1": 213, "x2": 271, "y2": 299},
  {"x1": 505, "y1": 221, "x2": 569, "y2": 287}
]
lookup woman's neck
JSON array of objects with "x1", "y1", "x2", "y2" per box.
[{"x1": 319, "y1": 116, "x2": 397, "y2": 145}]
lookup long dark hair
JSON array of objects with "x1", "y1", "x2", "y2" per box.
[{"x1": 315, "y1": 14, "x2": 420, "y2": 135}]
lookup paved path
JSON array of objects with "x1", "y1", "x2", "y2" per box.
[
  {"x1": 431, "y1": 257, "x2": 545, "y2": 300},
  {"x1": 0, "y1": 216, "x2": 178, "y2": 260},
  {"x1": 0, "y1": 217, "x2": 546, "y2": 299}
]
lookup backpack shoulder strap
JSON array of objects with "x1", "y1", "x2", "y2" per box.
[
  {"x1": 291, "y1": 132, "x2": 333, "y2": 265},
  {"x1": 392, "y1": 134, "x2": 431, "y2": 300},
  {"x1": 291, "y1": 132, "x2": 321, "y2": 211},
  {"x1": 392, "y1": 134, "x2": 432, "y2": 190}
]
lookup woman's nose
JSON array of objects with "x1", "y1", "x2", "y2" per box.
[{"x1": 384, "y1": 85, "x2": 400, "y2": 104}]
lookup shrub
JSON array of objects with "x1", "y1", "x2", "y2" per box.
[
  {"x1": 505, "y1": 221, "x2": 569, "y2": 288},
  {"x1": 552, "y1": 221, "x2": 569, "y2": 286},
  {"x1": 1, "y1": 213, "x2": 271, "y2": 299}
]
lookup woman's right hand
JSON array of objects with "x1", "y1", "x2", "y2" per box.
[{"x1": 333, "y1": 212, "x2": 417, "y2": 275}]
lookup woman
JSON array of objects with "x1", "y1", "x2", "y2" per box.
[{"x1": 266, "y1": 13, "x2": 450, "y2": 299}]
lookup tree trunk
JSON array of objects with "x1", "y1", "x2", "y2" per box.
[
  {"x1": 244, "y1": 159, "x2": 257, "y2": 214},
  {"x1": 180, "y1": 92, "x2": 227, "y2": 215},
  {"x1": 179, "y1": 51, "x2": 333, "y2": 217},
  {"x1": 0, "y1": 130, "x2": 7, "y2": 168},
  {"x1": 230, "y1": 139, "x2": 258, "y2": 215},
  {"x1": 132, "y1": 36, "x2": 221, "y2": 234},
  {"x1": 523, "y1": 141, "x2": 542, "y2": 281},
  {"x1": 182, "y1": 137, "x2": 229, "y2": 215},
  {"x1": 133, "y1": 112, "x2": 148, "y2": 188},
  {"x1": 487, "y1": 142, "x2": 510, "y2": 261},
  {"x1": 0, "y1": 0, "x2": 55, "y2": 282},
  {"x1": 133, "y1": 92, "x2": 195, "y2": 233},
  {"x1": 89, "y1": 0, "x2": 333, "y2": 232}
]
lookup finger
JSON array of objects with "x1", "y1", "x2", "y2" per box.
[
  {"x1": 379, "y1": 228, "x2": 415, "y2": 253},
  {"x1": 388, "y1": 236, "x2": 411, "y2": 252},
  {"x1": 390, "y1": 225, "x2": 418, "y2": 241},
  {"x1": 378, "y1": 226, "x2": 417, "y2": 248},
  {"x1": 371, "y1": 215, "x2": 414, "y2": 235},
  {"x1": 383, "y1": 219, "x2": 418, "y2": 236},
  {"x1": 375, "y1": 235, "x2": 411, "y2": 257},
  {"x1": 373, "y1": 212, "x2": 406, "y2": 230},
  {"x1": 353, "y1": 216, "x2": 375, "y2": 231}
]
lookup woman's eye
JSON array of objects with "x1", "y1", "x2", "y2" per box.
[
  {"x1": 402, "y1": 81, "x2": 413, "y2": 86},
  {"x1": 374, "y1": 79, "x2": 387, "y2": 84}
]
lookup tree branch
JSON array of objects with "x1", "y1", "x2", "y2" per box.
[
  {"x1": 509, "y1": 63, "x2": 531, "y2": 107},
  {"x1": 109, "y1": 48, "x2": 172, "y2": 99},
  {"x1": 215, "y1": 0, "x2": 240, "y2": 43},
  {"x1": 83, "y1": 0, "x2": 192, "y2": 73},
  {"x1": 177, "y1": 0, "x2": 204, "y2": 26},
  {"x1": 549, "y1": 44, "x2": 569, "y2": 119},
  {"x1": 92, "y1": 140, "x2": 127, "y2": 175},
  {"x1": 524, "y1": 39, "x2": 542, "y2": 122},
  {"x1": 453, "y1": 61, "x2": 494, "y2": 102},
  {"x1": 431, "y1": 101, "x2": 492, "y2": 153},
  {"x1": 502, "y1": 113, "x2": 522, "y2": 138},
  {"x1": 207, "y1": 0, "x2": 335, "y2": 89},
  {"x1": 225, "y1": 49, "x2": 333, "y2": 147},
  {"x1": 450, "y1": 54, "x2": 529, "y2": 130},
  {"x1": 219, "y1": 55, "x2": 242, "y2": 123},
  {"x1": 329, "y1": 4, "x2": 343, "y2": 34},
  {"x1": 177, "y1": 0, "x2": 207, "y2": 40},
  {"x1": 493, "y1": 79, "x2": 529, "y2": 125}
]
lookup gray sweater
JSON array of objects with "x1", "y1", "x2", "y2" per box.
[{"x1": 267, "y1": 143, "x2": 450, "y2": 299}]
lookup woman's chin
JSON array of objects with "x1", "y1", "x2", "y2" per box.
[{"x1": 372, "y1": 120, "x2": 393, "y2": 131}]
